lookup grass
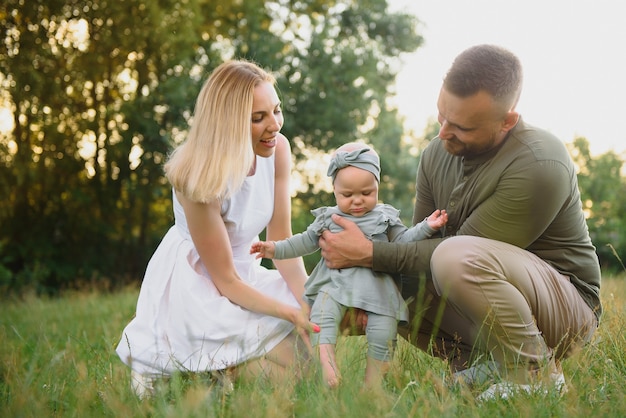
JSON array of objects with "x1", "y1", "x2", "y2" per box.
[{"x1": 1, "y1": 276, "x2": 625, "y2": 417}]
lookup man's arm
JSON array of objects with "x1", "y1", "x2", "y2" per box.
[
  {"x1": 372, "y1": 144, "x2": 571, "y2": 275},
  {"x1": 372, "y1": 238, "x2": 442, "y2": 275},
  {"x1": 457, "y1": 160, "x2": 570, "y2": 248},
  {"x1": 318, "y1": 214, "x2": 442, "y2": 275}
]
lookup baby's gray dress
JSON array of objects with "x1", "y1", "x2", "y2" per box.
[{"x1": 274, "y1": 204, "x2": 437, "y2": 322}]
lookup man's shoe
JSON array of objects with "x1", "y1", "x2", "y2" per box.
[
  {"x1": 477, "y1": 370, "x2": 567, "y2": 401},
  {"x1": 452, "y1": 361, "x2": 500, "y2": 389}
]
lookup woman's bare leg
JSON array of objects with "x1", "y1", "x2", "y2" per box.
[{"x1": 238, "y1": 332, "x2": 310, "y2": 383}]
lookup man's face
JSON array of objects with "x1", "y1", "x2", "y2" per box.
[{"x1": 436, "y1": 88, "x2": 516, "y2": 158}]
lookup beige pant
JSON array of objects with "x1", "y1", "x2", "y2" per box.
[{"x1": 400, "y1": 236, "x2": 597, "y2": 372}]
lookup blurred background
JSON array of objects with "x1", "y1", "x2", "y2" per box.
[{"x1": 1, "y1": 0, "x2": 624, "y2": 295}]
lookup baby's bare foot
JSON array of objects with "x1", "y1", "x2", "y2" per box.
[{"x1": 319, "y1": 344, "x2": 341, "y2": 388}]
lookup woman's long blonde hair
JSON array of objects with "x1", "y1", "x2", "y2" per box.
[{"x1": 165, "y1": 60, "x2": 276, "y2": 202}]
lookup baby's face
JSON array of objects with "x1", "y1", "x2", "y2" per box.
[{"x1": 333, "y1": 166, "x2": 379, "y2": 217}]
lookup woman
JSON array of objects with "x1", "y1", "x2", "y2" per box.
[{"x1": 116, "y1": 60, "x2": 318, "y2": 398}]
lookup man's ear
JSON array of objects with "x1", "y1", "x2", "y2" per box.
[{"x1": 501, "y1": 111, "x2": 519, "y2": 133}]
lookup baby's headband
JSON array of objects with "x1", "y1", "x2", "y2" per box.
[{"x1": 327, "y1": 147, "x2": 380, "y2": 183}]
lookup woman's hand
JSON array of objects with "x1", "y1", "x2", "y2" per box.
[{"x1": 285, "y1": 304, "x2": 319, "y2": 354}]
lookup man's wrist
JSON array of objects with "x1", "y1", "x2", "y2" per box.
[
  {"x1": 371, "y1": 240, "x2": 395, "y2": 272},
  {"x1": 367, "y1": 240, "x2": 378, "y2": 269}
]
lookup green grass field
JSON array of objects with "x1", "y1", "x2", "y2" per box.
[{"x1": 2, "y1": 276, "x2": 625, "y2": 417}]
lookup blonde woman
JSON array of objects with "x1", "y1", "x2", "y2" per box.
[{"x1": 116, "y1": 60, "x2": 319, "y2": 398}]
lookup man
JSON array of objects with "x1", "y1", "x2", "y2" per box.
[{"x1": 319, "y1": 44, "x2": 601, "y2": 400}]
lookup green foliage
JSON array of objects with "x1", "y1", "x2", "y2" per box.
[
  {"x1": 568, "y1": 138, "x2": 626, "y2": 274},
  {"x1": 0, "y1": 0, "x2": 206, "y2": 292},
  {"x1": 370, "y1": 108, "x2": 424, "y2": 225},
  {"x1": 1, "y1": 277, "x2": 625, "y2": 416},
  {"x1": 2, "y1": 0, "x2": 623, "y2": 291},
  {"x1": 0, "y1": 0, "x2": 422, "y2": 292}
]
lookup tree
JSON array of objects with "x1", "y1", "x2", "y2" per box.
[
  {"x1": 258, "y1": 0, "x2": 423, "y2": 271},
  {"x1": 0, "y1": 0, "x2": 205, "y2": 292},
  {"x1": 274, "y1": 0, "x2": 423, "y2": 245},
  {"x1": 569, "y1": 137, "x2": 626, "y2": 274},
  {"x1": 0, "y1": 0, "x2": 423, "y2": 291}
]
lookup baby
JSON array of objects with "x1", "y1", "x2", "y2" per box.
[{"x1": 251, "y1": 143, "x2": 447, "y2": 389}]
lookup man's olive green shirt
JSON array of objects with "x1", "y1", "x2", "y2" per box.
[{"x1": 373, "y1": 118, "x2": 602, "y2": 319}]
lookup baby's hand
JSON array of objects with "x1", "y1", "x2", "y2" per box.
[
  {"x1": 250, "y1": 241, "x2": 276, "y2": 259},
  {"x1": 427, "y1": 209, "x2": 448, "y2": 230}
]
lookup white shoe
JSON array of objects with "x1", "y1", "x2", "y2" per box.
[
  {"x1": 477, "y1": 371, "x2": 567, "y2": 402},
  {"x1": 452, "y1": 361, "x2": 500, "y2": 388},
  {"x1": 131, "y1": 370, "x2": 156, "y2": 400}
]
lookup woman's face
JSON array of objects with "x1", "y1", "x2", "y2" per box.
[{"x1": 251, "y1": 81, "x2": 284, "y2": 158}]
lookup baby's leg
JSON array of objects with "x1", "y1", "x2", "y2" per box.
[
  {"x1": 310, "y1": 292, "x2": 346, "y2": 388},
  {"x1": 364, "y1": 313, "x2": 397, "y2": 388},
  {"x1": 318, "y1": 343, "x2": 340, "y2": 388}
]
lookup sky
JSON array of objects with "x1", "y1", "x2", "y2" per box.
[
  {"x1": 2, "y1": 1, "x2": 623, "y2": 157},
  {"x1": 389, "y1": 0, "x2": 626, "y2": 156}
]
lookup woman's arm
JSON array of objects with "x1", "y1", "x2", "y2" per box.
[
  {"x1": 266, "y1": 134, "x2": 309, "y2": 307},
  {"x1": 178, "y1": 189, "x2": 313, "y2": 331}
]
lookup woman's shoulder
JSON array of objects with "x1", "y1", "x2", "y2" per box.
[
  {"x1": 275, "y1": 133, "x2": 290, "y2": 156},
  {"x1": 276, "y1": 132, "x2": 289, "y2": 145},
  {"x1": 273, "y1": 133, "x2": 291, "y2": 173}
]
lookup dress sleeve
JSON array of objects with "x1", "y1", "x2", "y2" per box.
[
  {"x1": 395, "y1": 219, "x2": 437, "y2": 243},
  {"x1": 273, "y1": 208, "x2": 328, "y2": 259}
]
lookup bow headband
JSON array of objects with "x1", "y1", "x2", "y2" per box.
[{"x1": 327, "y1": 147, "x2": 380, "y2": 183}]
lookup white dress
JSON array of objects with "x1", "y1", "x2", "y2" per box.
[{"x1": 116, "y1": 154, "x2": 299, "y2": 375}]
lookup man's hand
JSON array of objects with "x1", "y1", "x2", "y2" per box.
[
  {"x1": 339, "y1": 308, "x2": 368, "y2": 336},
  {"x1": 318, "y1": 214, "x2": 373, "y2": 269}
]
